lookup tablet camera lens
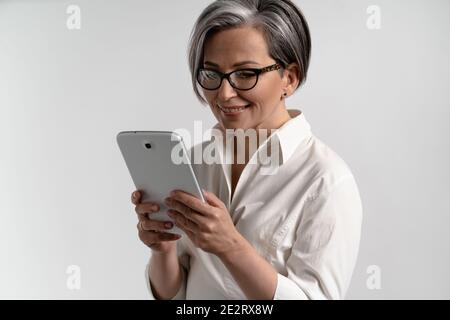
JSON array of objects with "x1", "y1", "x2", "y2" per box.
[{"x1": 145, "y1": 143, "x2": 152, "y2": 149}]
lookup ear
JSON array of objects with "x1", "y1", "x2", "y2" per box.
[{"x1": 281, "y1": 63, "x2": 300, "y2": 97}]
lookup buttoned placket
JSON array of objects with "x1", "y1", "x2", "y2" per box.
[
  {"x1": 210, "y1": 130, "x2": 284, "y2": 299},
  {"x1": 214, "y1": 130, "x2": 280, "y2": 215}
]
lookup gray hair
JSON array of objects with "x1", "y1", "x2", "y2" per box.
[{"x1": 187, "y1": 0, "x2": 311, "y2": 105}]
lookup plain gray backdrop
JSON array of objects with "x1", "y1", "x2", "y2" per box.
[{"x1": 0, "y1": 0, "x2": 449, "y2": 299}]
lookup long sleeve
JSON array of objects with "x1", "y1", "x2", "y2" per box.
[
  {"x1": 273, "y1": 174, "x2": 363, "y2": 300},
  {"x1": 144, "y1": 239, "x2": 190, "y2": 300}
]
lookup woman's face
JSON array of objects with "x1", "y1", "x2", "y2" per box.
[{"x1": 201, "y1": 26, "x2": 294, "y2": 131}]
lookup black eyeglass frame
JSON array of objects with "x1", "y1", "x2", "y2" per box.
[{"x1": 196, "y1": 63, "x2": 282, "y2": 91}]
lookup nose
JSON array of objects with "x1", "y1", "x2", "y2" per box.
[{"x1": 217, "y1": 77, "x2": 238, "y2": 101}]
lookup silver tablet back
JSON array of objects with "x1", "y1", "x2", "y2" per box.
[{"x1": 117, "y1": 131, "x2": 205, "y2": 236}]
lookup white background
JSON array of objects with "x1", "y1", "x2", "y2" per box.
[{"x1": 0, "y1": 0, "x2": 449, "y2": 299}]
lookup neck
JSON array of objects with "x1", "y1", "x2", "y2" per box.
[
  {"x1": 256, "y1": 101, "x2": 291, "y2": 129},
  {"x1": 233, "y1": 103, "x2": 292, "y2": 162}
]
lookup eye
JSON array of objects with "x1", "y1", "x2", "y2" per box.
[
  {"x1": 201, "y1": 70, "x2": 221, "y2": 80},
  {"x1": 234, "y1": 70, "x2": 256, "y2": 79}
]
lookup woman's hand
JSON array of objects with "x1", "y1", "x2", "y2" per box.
[
  {"x1": 132, "y1": 190, "x2": 181, "y2": 254},
  {"x1": 164, "y1": 189, "x2": 243, "y2": 257}
]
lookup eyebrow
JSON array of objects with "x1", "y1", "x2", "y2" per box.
[{"x1": 203, "y1": 60, "x2": 260, "y2": 68}]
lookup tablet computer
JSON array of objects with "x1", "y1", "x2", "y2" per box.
[{"x1": 117, "y1": 130, "x2": 205, "y2": 236}]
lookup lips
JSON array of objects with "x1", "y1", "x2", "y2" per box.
[{"x1": 217, "y1": 104, "x2": 251, "y2": 113}]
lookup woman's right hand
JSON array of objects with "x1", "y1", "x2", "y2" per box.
[{"x1": 132, "y1": 190, "x2": 180, "y2": 253}]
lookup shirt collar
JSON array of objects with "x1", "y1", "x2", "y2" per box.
[
  {"x1": 210, "y1": 108, "x2": 311, "y2": 165},
  {"x1": 274, "y1": 109, "x2": 312, "y2": 164}
]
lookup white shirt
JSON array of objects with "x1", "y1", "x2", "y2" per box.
[{"x1": 145, "y1": 109, "x2": 363, "y2": 300}]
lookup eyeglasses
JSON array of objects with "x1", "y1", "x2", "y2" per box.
[{"x1": 197, "y1": 63, "x2": 282, "y2": 91}]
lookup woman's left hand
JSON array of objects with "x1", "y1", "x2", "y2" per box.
[{"x1": 164, "y1": 189, "x2": 243, "y2": 257}]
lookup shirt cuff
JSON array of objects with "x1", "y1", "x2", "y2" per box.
[
  {"x1": 273, "y1": 273, "x2": 309, "y2": 300},
  {"x1": 145, "y1": 259, "x2": 187, "y2": 300}
]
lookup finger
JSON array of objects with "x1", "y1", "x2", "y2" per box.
[
  {"x1": 168, "y1": 205, "x2": 207, "y2": 226},
  {"x1": 136, "y1": 212, "x2": 148, "y2": 222},
  {"x1": 131, "y1": 190, "x2": 142, "y2": 205},
  {"x1": 166, "y1": 198, "x2": 203, "y2": 226},
  {"x1": 138, "y1": 229, "x2": 180, "y2": 243},
  {"x1": 169, "y1": 191, "x2": 211, "y2": 216},
  {"x1": 168, "y1": 210, "x2": 197, "y2": 233},
  {"x1": 184, "y1": 229, "x2": 196, "y2": 240},
  {"x1": 135, "y1": 203, "x2": 160, "y2": 217},
  {"x1": 138, "y1": 220, "x2": 174, "y2": 232},
  {"x1": 201, "y1": 189, "x2": 224, "y2": 208},
  {"x1": 154, "y1": 232, "x2": 181, "y2": 242}
]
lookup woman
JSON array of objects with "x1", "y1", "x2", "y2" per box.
[{"x1": 132, "y1": 0, "x2": 362, "y2": 300}]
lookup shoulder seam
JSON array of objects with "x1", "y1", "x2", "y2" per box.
[{"x1": 304, "y1": 173, "x2": 355, "y2": 204}]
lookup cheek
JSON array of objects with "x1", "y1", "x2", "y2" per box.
[
  {"x1": 201, "y1": 78, "x2": 280, "y2": 109},
  {"x1": 203, "y1": 89, "x2": 252, "y2": 106},
  {"x1": 249, "y1": 81, "x2": 281, "y2": 108},
  {"x1": 202, "y1": 90, "x2": 214, "y2": 103}
]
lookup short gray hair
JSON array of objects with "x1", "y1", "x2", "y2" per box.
[{"x1": 187, "y1": 0, "x2": 311, "y2": 105}]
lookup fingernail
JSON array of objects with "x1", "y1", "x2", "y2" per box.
[{"x1": 165, "y1": 222, "x2": 173, "y2": 229}]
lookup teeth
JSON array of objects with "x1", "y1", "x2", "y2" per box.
[{"x1": 218, "y1": 105, "x2": 248, "y2": 113}]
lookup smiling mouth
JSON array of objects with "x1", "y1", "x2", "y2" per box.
[{"x1": 217, "y1": 104, "x2": 251, "y2": 114}]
